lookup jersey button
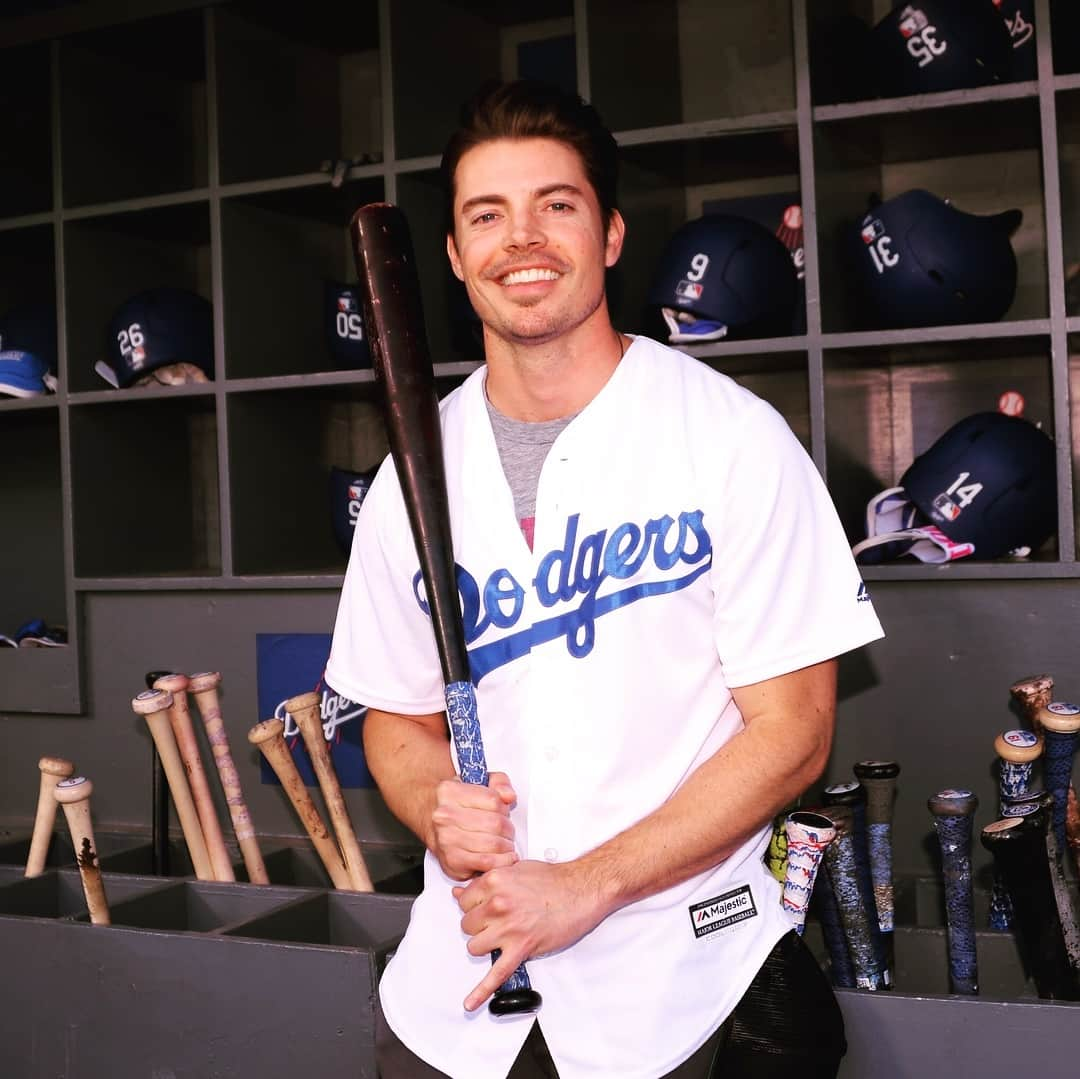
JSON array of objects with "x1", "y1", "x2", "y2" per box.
[{"x1": 544, "y1": 847, "x2": 558, "y2": 862}]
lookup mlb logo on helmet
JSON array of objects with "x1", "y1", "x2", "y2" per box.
[
  {"x1": 861, "y1": 219, "x2": 886, "y2": 244},
  {"x1": 99, "y1": 287, "x2": 213, "y2": 388},
  {"x1": 675, "y1": 280, "x2": 704, "y2": 303},
  {"x1": 325, "y1": 281, "x2": 370, "y2": 369}
]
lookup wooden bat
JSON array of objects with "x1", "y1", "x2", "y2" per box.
[
  {"x1": 927, "y1": 788, "x2": 979, "y2": 995},
  {"x1": 981, "y1": 814, "x2": 1080, "y2": 1000},
  {"x1": 1008, "y1": 674, "x2": 1080, "y2": 857},
  {"x1": 153, "y1": 673, "x2": 235, "y2": 882},
  {"x1": 186, "y1": 671, "x2": 269, "y2": 885},
  {"x1": 989, "y1": 729, "x2": 1042, "y2": 929},
  {"x1": 283, "y1": 693, "x2": 372, "y2": 891},
  {"x1": 350, "y1": 200, "x2": 541, "y2": 1016},
  {"x1": 252, "y1": 708, "x2": 358, "y2": 891},
  {"x1": 1002, "y1": 790, "x2": 1080, "y2": 972},
  {"x1": 54, "y1": 776, "x2": 110, "y2": 925},
  {"x1": 131, "y1": 688, "x2": 214, "y2": 881},
  {"x1": 852, "y1": 760, "x2": 900, "y2": 962},
  {"x1": 781, "y1": 810, "x2": 836, "y2": 935},
  {"x1": 26, "y1": 756, "x2": 75, "y2": 877},
  {"x1": 819, "y1": 803, "x2": 887, "y2": 990},
  {"x1": 822, "y1": 781, "x2": 889, "y2": 985},
  {"x1": 1036, "y1": 701, "x2": 1080, "y2": 873}
]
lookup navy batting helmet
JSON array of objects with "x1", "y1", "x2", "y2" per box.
[
  {"x1": 871, "y1": 0, "x2": 1013, "y2": 97},
  {"x1": 847, "y1": 189, "x2": 1021, "y2": 329},
  {"x1": 324, "y1": 282, "x2": 370, "y2": 368},
  {"x1": 855, "y1": 411, "x2": 1056, "y2": 563},
  {"x1": 330, "y1": 465, "x2": 377, "y2": 556},
  {"x1": 100, "y1": 287, "x2": 213, "y2": 388},
  {"x1": 647, "y1": 214, "x2": 799, "y2": 342}
]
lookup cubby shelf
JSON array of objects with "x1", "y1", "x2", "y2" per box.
[{"x1": 1, "y1": 0, "x2": 1077, "y2": 715}]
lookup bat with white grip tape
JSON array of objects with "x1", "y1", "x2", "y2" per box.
[{"x1": 350, "y1": 200, "x2": 541, "y2": 1017}]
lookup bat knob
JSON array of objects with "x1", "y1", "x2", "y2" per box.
[{"x1": 488, "y1": 987, "x2": 543, "y2": 1017}]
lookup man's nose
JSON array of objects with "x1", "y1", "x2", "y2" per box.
[{"x1": 505, "y1": 211, "x2": 545, "y2": 250}]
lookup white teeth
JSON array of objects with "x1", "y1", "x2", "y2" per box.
[{"x1": 500, "y1": 268, "x2": 560, "y2": 285}]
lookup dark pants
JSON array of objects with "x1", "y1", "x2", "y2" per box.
[{"x1": 375, "y1": 930, "x2": 846, "y2": 1078}]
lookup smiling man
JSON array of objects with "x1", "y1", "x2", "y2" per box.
[{"x1": 325, "y1": 80, "x2": 883, "y2": 1079}]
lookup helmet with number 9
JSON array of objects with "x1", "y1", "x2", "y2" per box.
[
  {"x1": 901, "y1": 411, "x2": 1056, "y2": 558},
  {"x1": 101, "y1": 287, "x2": 213, "y2": 388},
  {"x1": 871, "y1": 0, "x2": 1013, "y2": 97},
  {"x1": 646, "y1": 214, "x2": 799, "y2": 343},
  {"x1": 847, "y1": 189, "x2": 1022, "y2": 329}
]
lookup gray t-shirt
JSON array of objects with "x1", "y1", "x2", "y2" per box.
[{"x1": 485, "y1": 393, "x2": 577, "y2": 547}]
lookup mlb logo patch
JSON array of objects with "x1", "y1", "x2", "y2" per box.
[
  {"x1": 861, "y1": 219, "x2": 885, "y2": 244},
  {"x1": 898, "y1": 6, "x2": 928, "y2": 37},
  {"x1": 932, "y1": 493, "x2": 962, "y2": 521},
  {"x1": 337, "y1": 293, "x2": 357, "y2": 314},
  {"x1": 675, "y1": 280, "x2": 704, "y2": 303}
]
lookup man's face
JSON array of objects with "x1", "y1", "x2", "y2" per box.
[{"x1": 447, "y1": 137, "x2": 624, "y2": 348}]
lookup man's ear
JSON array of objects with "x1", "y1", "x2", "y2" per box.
[
  {"x1": 605, "y1": 210, "x2": 626, "y2": 268},
  {"x1": 447, "y1": 233, "x2": 464, "y2": 281}
]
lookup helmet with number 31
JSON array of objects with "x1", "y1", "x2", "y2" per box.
[
  {"x1": 846, "y1": 189, "x2": 1022, "y2": 330},
  {"x1": 646, "y1": 214, "x2": 799, "y2": 343}
]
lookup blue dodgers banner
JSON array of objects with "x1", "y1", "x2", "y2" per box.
[{"x1": 255, "y1": 633, "x2": 374, "y2": 789}]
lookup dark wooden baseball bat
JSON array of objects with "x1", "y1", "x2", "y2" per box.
[
  {"x1": 981, "y1": 813, "x2": 1080, "y2": 1000},
  {"x1": 852, "y1": 760, "x2": 900, "y2": 969},
  {"x1": 1037, "y1": 702, "x2": 1080, "y2": 864},
  {"x1": 989, "y1": 729, "x2": 1042, "y2": 930},
  {"x1": 823, "y1": 781, "x2": 890, "y2": 986},
  {"x1": 350, "y1": 200, "x2": 540, "y2": 1017},
  {"x1": 819, "y1": 804, "x2": 887, "y2": 990},
  {"x1": 927, "y1": 788, "x2": 979, "y2": 995}
]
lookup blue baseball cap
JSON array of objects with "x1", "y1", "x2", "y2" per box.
[{"x1": 0, "y1": 301, "x2": 57, "y2": 396}]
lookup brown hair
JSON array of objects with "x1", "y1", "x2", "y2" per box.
[{"x1": 441, "y1": 79, "x2": 619, "y2": 235}]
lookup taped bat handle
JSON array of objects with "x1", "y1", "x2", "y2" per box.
[{"x1": 446, "y1": 681, "x2": 542, "y2": 1016}]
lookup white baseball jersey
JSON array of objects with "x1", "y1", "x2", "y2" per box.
[{"x1": 325, "y1": 335, "x2": 884, "y2": 1079}]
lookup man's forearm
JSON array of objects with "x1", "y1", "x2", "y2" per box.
[
  {"x1": 571, "y1": 661, "x2": 837, "y2": 919},
  {"x1": 362, "y1": 707, "x2": 455, "y2": 849}
]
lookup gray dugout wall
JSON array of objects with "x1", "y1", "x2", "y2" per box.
[{"x1": 0, "y1": 578, "x2": 1072, "y2": 885}]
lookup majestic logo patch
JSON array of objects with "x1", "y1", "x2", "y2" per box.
[{"x1": 689, "y1": 885, "x2": 758, "y2": 939}]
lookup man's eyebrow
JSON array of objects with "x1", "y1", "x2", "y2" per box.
[{"x1": 459, "y1": 184, "x2": 586, "y2": 217}]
